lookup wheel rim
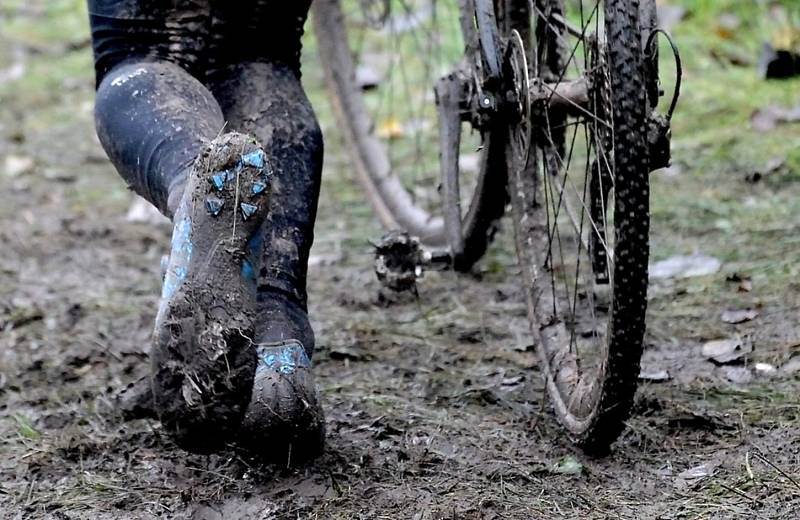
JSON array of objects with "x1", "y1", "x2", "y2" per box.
[{"x1": 331, "y1": 0, "x2": 490, "y2": 241}]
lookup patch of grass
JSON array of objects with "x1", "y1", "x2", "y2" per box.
[
  {"x1": 647, "y1": 1, "x2": 800, "y2": 317},
  {"x1": 688, "y1": 384, "x2": 800, "y2": 426},
  {"x1": 0, "y1": 0, "x2": 88, "y2": 48},
  {"x1": 14, "y1": 414, "x2": 41, "y2": 440}
]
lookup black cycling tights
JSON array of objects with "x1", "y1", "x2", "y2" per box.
[{"x1": 89, "y1": 0, "x2": 321, "y2": 307}]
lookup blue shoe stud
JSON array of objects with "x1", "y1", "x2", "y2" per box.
[
  {"x1": 240, "y1": 202, "x2": 258, "y2": 221},
  {"x1": 205, "y1": 195, "x2": 225, "y2": 216}
]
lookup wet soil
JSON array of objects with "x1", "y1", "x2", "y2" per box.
[
  {"x1": 2, "y1": 115, "x2": 799, "y2": 519},
  {"x1": 2, "y1": 5, "x2": 800, "y2": 520}
]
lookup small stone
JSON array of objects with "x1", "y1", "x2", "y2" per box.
[
  {"x1": 241, "y1": 149, "x2": 267, "y2": 169},
  {"x1": 240, "y1": 202, "x2": 258, "y2": 220},
  {"x1": 205, "y1": 195, "x2": 224, "y2": 216},
  {"x1": 251, "y1": 180, "x2": 268, "y2": 195}
]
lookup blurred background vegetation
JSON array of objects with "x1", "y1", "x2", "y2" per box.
[{"x1": 2, "y1": 0, "x2": 797, "y2": 293}]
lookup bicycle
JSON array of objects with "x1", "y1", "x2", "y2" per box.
[{"x1": 313, "y1": 0, "x2": 681, "y2": 453}]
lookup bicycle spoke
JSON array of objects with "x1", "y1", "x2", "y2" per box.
[
  {"x1": 344, "y1": 0, "x2": 478, "y2": 216},
  {"x1": 531, "y1": 0, "x2": 625, "y2": 402}
]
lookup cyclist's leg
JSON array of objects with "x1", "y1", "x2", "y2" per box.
[
  {"x1": 207, "y1": 0, "x2": 321, "y2": 345},
  {"x1": 90, "y1": 0, "x2": 223, "y2": 218},
  {"x1": 89, "y1": 1, "x2": 268, "y2": 453},
  {"x1": 205, "y1": 0, "x2": 325, "y2": 459}
]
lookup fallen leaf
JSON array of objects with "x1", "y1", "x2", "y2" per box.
[
  {"x1": 3, "y1": 155, "x2": 34, "y2": 177},
  {"x1": 650, "y1": 254, "x2": 721, "y2": 279},
  {"x1": 751, "y1": 104, "x2": 800, "y2": 132},
  {"x1": 721, "y1": 309, "x2": 759, "y2": 324},
  {"x1": 723, "y1": 366, "x2": 752, "y2": 384},
  {"x1": 780, "y1": 356, "x2": 800, "y2": 374},
  {"x1": 678, "y1": 463, "x2": 716, "y2": 481},
  {"x1": 13, "y1": 415, "x2": 40, "y2": 441},
  {"x1": 709, "y1": 46, "x2": 753, "y2": 67},
  {"x1": 702, "y1": 338, "x2": 753, "y2": 365},
  {"x1": 126, "y1": 198, "x2": 169, "y2": 224},
  {"x1": 755, "y1": 363, "x2": 777, "y2": 376},
  {"x1": 500, "y1": 375, "x2": 525, "y2": 389},
  {"x1": 745, "y1": 158, "x2": 785, "y2": 183},
  {"x1": 639, "y1": 369, "x2": 671, "y2": 382},
  {"x1": 726, "y1": 273, "x2": 752, "y2": 292},
  {"x1": 355, "y1": 65, "x2": 380, "y2": 90},
  {"x1": 376, "y1": 118, "x2": 405, "y2": 139},
  {"x1": 552, "y1": 455, "x2": 582, "y2": 475},
  {"x1": 715, "y1": 12, "x2": 741, "y2": 38}
]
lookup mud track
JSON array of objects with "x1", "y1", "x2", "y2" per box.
[{"x1": 2, "y1": 4, "x2": 800, "y2": 519}]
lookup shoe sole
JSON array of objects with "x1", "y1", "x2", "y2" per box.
[
  {"x1": 237, "y1": 340, "x2": 326, "y2": 463},
  {"x1": 151, "y1": 132, "x2": 272, "y2": 453}
]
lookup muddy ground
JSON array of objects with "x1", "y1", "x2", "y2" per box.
[{"x1": 1, "y1": 1, "x2": 800, "y2": 519}]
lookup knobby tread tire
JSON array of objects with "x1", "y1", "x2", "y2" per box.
[
  {"x1": 512, "y1": 0, "x2": 650, "y2": 454},
  {"x1": 575, "y1": 0, "x2": 650, "y2": 453}
]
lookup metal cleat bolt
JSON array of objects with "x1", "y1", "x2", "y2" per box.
[
  {"x1": 209, "y1": 171, "x2": 231, "y2": 191},
  {"x1": 240, "y1": 202, "x2": 258, "y2": 221},
  {"x1": 251, "y1": 180, "x2": 268, "y2": 195},
  {"x1": 205, "y1": 195, "x2": 224, "y2": 216},
  {"x1": 241, "y1": 149, "x2": 267, "y2": 170}
]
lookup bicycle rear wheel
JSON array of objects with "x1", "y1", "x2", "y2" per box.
[
  {"x1": 312, "y1": 0, "x2": 511, "y2": 269},
  {"x1": 510, "y1": 0, "x2": 650, "y2": 453}
]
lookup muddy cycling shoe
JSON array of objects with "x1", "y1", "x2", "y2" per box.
[
  {"x1": 236, "y1": 293, "x2": 325, "y2": 462},
  {"x1": 152, "y1": 132, "x2": 272, "y2": 453},
  {"x1": 236, "y1": 340, "x2": 326, "y2": 463},
  {"x1": 255, "y1": 289, "x2": 316, "y2": 352}
]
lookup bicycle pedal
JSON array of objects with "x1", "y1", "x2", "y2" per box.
[{"x1": 373, "y1": 231, "x2": 428, "y2": 292}]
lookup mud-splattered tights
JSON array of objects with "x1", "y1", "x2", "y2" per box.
[{"x1": 88, "y1": 1, "x2": 321, "y2": 347}]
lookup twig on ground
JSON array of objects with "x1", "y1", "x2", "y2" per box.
[
  {"x1": 745, "y1": 451, "x2": 754, "y2": 481},
  {"x1": 753, "y1": 451, "x2": 800, "y2": 492},
  {"x1": 717, "y1": 481, "x2": 761, "y2": 505}
]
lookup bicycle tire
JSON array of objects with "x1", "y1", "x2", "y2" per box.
[
  {"x1": 510, "y1": 0, "x2": 650, "y2": 453},
  {"x1": 312, "y1": 0, "x2": 514, "y2": 270}
]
